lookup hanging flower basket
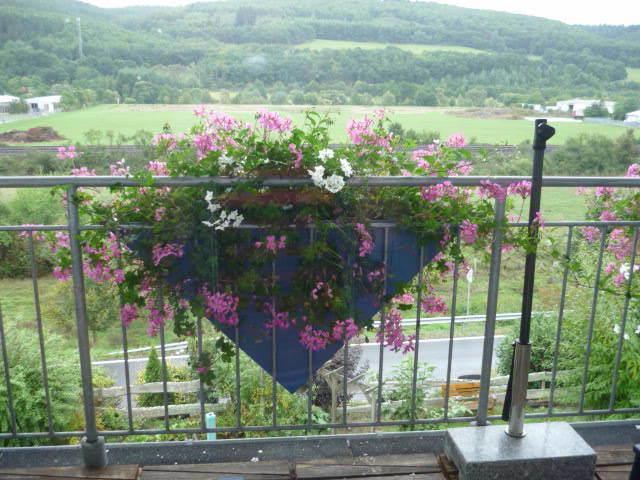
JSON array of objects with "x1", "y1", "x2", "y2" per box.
[{"x1": 44, "y1": 108, "x2": 534, "y2": 391}]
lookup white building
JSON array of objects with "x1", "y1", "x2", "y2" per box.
[
  {"x1": 624, "y1": 110, "x2": 640, "y2": 125},
  {"x1": 0, "y1": 94, "x2": 20, "y2": 113},
  {"x1": 25, "y1": 95, "x2": 62, "y2": 114},
  {"x1": 552, "y1": 98, "x2": 616, "y2": 118}
]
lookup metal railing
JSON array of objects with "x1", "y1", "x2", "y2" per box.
[{"x1": 0, "y1": 174, "x2": 639, "y2": 467}]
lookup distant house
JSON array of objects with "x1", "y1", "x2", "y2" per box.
[
  {"x1": 552, "y1": 98, "x2": 615, "y2": 118},
  {"x1": 624, "y1": 110, "x2": 640, "y2": 125},
  {"x1": 25, "y1": 95, "x2": 62, "y2": 114},
  {"x1": 0, "y1": 94, "x2": 20, "y2": 113}
]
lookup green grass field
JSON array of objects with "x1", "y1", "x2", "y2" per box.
[
  {"x1": 627, "y1": 67, "x2": 640, "y2": 82},
  {"x1": 0, "y1": 104, "x2": 635, "y2": 145},
  {"x1": 296, "y1": 39, "x2": 486, "y2": 55}
]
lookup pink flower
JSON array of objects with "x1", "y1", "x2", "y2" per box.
[
  {"x1": 605, "y1": 262, "x2": 617, "y2": 275},
  {"x1": 196, "y1": 366, "x2": 209, "y2": 375},
  {"x1": 533, "y1": 212, "x2": 545, "y2": 228},
  {"x1": 332, "y1": 318, "x2": 359, "y2": 341},
  {"x1": 110, "y1": 158, "x2": 130, "y2": 176},
  {"x1": 154, "y1": 207, "x2": 166, "y2": 221},
  {"x1": 120, "y1": 304, "x2": 138, "y2": 328},
  {"x1": 377, "y1": 308, "x2": 414, "y2": 353},
  {"x1": 445, "y1": 133, "x2": 466, "y2": 148},
  {"x1": 152, "y1": 133, "x2": 177, "y2": 151},
  {"x1": 71, "y1": 167, "x2": 96, "y2": 176},
  {"x1": 595, "y1": 186, "x2": 614, "y2": 198},
  {"x1": 607, "y1": 229, "x2": 632, "y2": 261},
  {"x1": 420, "y1": 181, "x2": 457, "y2": 201},
  {"x1": 625, "y1": 164, "x2": 640, "y2": 177},
  {"x1": 581, "y1": 226, "x2": 601, "y2": 244},
  {"x1": 393, "y1": 293, "x2": 415, "y2": 306},
  {"x1": 151, "y1": 243, "x2": 184, "y2": 266},
  {"x1": 599, "y1": 210, "x2": 617, "y2": 222},
  {"x1": 57, "y1": 145, "x2": 78, "y2": 160},
  {"x1": 507, "y1": 181, "x2": 532, "y2": 199},
  {"x1": 459, "y1": 220, "x2": 478, "y2": 244},
  {"x1": 147, "y1": 161, "x2": 169, "y2": 176},
  {"x1": 52, "y1": 266, "x2": 71, "y2": 281},
  {"x1": 257, "y1": 109, "x2": 292, "y2": 133},
  {"x1": 289, "y1": 143, "x2": 303, "y2": 169},
  {"x1": 299, "y1": 325, "x2": 330, "y2": 351},
  {"x1": 355, "y1": 223, "x2": 374, "y2": 257},
  {"x1": 201, "y1": 288, "x2": 239, "y2": 326},
  {"x1": 479, "y1": 180, "x2": 507, "y2": 202},
  {"x1": 421, "y1": 295, "x2": 448, "y2": 315}
]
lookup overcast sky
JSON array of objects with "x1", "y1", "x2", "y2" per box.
[{"x1": 81, "y1": 0, "x2": 640, "y2": 26}]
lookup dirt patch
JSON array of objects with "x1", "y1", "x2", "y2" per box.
[
  {"x1": 0, "y1": 126, "x2": 65, "y2": 143},
  {"x1": 446, "y1": 108, "x2": 530, "y2": 120}
]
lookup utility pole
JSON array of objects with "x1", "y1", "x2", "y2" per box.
[{"x1": 76, "y1": 17, "x2": 84, "y2": 59}]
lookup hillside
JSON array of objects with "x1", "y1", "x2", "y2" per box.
[{"x1": 0, "y1": 0, "x2": 639, "y2": 108}]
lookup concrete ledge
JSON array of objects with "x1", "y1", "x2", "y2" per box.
[{"x1": 445, "y1": 422, "x2": 596, "y2": 480}]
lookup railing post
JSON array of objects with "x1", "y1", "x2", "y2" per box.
[
  {"x1": 67, "y1": 186, "x2": 107, "y2": 468},
  {"x1": 476, "y1": 197, "x2": 505, "y2": 426}
]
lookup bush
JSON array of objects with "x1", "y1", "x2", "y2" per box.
[
  {"x1": 137, "y1": 347, "x2": 197, "y2": 407},
  {"x1": 0, "y1": 329, "x2": 81, "y2": 446},
  {"x1": 496, "y1": 314, "x2": 559, "y2": 376}
]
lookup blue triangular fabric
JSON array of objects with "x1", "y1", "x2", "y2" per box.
[{"x1": 140, "y1": 227, "x2": 439, "y2": 393}]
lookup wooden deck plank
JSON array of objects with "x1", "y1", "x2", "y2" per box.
[{"x1": 0, "y1": 465, "x2": 139, "y2": 480}]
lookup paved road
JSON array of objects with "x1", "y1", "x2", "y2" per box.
[
  {"x1": 358, "y1": 335, "x2": 504, "y2": 381},
  {"x1": 94, "y1": 335, "x2": 504, "y2": 388}
]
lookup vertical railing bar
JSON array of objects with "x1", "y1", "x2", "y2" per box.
[
  {"x1": 342, "y1": 245, "x2": 355, "y2": 427},
  {"x1": 0, "y1": 302, "x2": 17, "y2": 436},
  {"x1": 579, "y1": 226, "x2": 606, "y2": 413},
  {"x1": 158, "y1": 299, "x2": 170, "y2": 431},
  {"x1": 196, "y1": 317, "x2": 206, "y2": 432},
  {"x1": 409, "y1": 245, "x2": 425, "y2": 429},
  {"x1": 376, "y1": 227, "x2": 390, "y2": 424},
  {"x1": 548, "y1": 226, "x2": 573, "y2": 416},
  {"x1": 609, "y1": 227, "x2": 638, "y2": 410},
  {"x1": 443, "y1": 233, "x2": 461, "y2": 421},
  {"x1": 271, "y1": 258, "x2": 277, "y2": 427},
  {"x1": 235, "y1": 324, "x2": 241, "y2": 429},
  {"x1": 113, "y1": 230, "x2": 134, "y2": 433},
  {"x1": 306, "y1": 226, "x2": 315, "y2": 431},
  {"x1": 28, "y1": 233, "x2": 54, "y2": 434},
  {"x1": 476, "y1": 197, "x2": 505, "y2": 425},
  {"x1": 66, "y1": 186, "x2": 100, "y2": 444}
]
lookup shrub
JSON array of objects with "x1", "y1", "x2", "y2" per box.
[{"x1": 0, "y1": 329, "x2": 81, "y2": 446}]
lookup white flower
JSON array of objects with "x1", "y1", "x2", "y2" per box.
[
  {"x1": 619, "y1": 263, "x2": 640, "y2": 280},
  {"x1": 205, "y1": 191, "x2": 214, "y2": 202},
  {"x1": 340, "y1": 158, "x2": 353, "y2": 177},
  {"x1": 613, "y1": 324, "x2": 621, "y2": 335},
  {"x1": 324, "y1": 174, "x2": 345, "y2": 194},
  {"x1": 219, "y1": 154, "x2": 234, "y2": 166},
  {"x1": 624, "y1": 333, "x2": 630, "y2": 341},
  {"x1": 318, "y1": 148, "x2": 334, "y2": 162},
  {"x1": 635, "y1": 325, "x2": 640, "y2": 336},
  {"x1": 309, "y1": 166, "x2": 326, "y2": 187}
]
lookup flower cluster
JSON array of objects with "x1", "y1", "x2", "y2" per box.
[{"x1": 43, "y1": 108, "x2": 524, "y2": 361}]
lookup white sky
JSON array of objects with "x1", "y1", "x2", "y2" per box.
[{"x1": 81, "y1": 0, "x2": 640, "y2": 26}]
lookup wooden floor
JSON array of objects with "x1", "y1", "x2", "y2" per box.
[{"x1": 0, "y1": 445, "x2": 633, "y2": 479}]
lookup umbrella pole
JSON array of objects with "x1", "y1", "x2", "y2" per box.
[{"x1": 503, "y1": 119, "x2": 555, "y2": 438}]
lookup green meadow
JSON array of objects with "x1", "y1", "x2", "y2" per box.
[
  {"x1": 627, "y1": 67, "x2": 640, "y2": 82},
  {"x1": 295, "y1": 39, "x2": 487, "y2": 55},
  {"x1": 0, "y1": 104, "x2": 634, "y2": 145}
]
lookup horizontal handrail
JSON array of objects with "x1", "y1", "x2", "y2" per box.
[{"x1": 0, "y1": 175, "x2": 639, "y2": 188}]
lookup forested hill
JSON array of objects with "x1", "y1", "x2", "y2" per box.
[{"x1": 1, "y1": 0, "x2": 639, "y2": 108}]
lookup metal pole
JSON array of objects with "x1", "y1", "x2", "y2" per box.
[
  {"x1": 503, "y1": 119, "x2": 555, "y2": 438},
  {"x1": 476, "y1": 197, "x2": 505, "y2": 426},
  {"x1": 67, "y1": 186, "x2": 107, "y2": 467}
]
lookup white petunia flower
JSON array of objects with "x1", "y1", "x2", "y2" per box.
[
  {"x1": 613, "y1": 324, "x2": 621, "y2": 335},
  {"x1": 318, "y1": 148, "x2": 334, "y2": 162},
  {"x1": 205, "y1": 191, "x2": 214, "y2": 202},
  {"x1": 309, "y1": 166, "x2": 326, "y2": 187},
  {"x1": 324, "y1": 174, "x2": 345, "y2": 194},
  {"x1": 340, "y1": 158, "x2": 353, "y2": 177},
  {"x1": 624, "y1": 333, "x2": 630, "y2": 341}
]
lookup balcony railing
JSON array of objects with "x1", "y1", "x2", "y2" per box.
[{"x1": 0, "y1": 174, "x2": 639, "y2": 467}]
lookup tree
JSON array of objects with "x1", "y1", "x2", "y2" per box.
[
  {"x1": 613, "y1": 98, "x2": 640, "y2": 120},
  {"x1": 414, "y1": 88, "x2": 438, "y2": 106},
  {"x1": 583, "y1": 101, "x2": 610, "y2": 117},
  {"x1": 137, "y1": 347, "x2": 164, "y2": 407}
]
